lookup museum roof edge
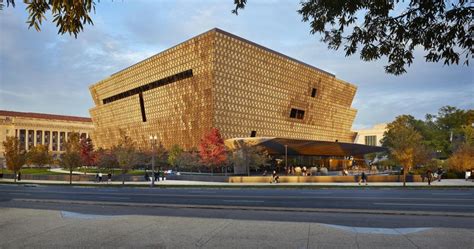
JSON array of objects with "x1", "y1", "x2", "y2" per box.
[
  {"x1": 210, "y1": 28, "x2": 336, "y2": 78},
  {"x1": 0, "y1": 110, "x2": 92, "y2": 123},
  {"x1": 104, "y1": 28, "x2": 341, "y2": 79}
]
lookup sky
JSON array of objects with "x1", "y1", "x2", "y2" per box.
[{"x1": 0, "y1": 0, "x2": 473, "y2": 130}]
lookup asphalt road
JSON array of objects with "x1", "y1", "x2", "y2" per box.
[
  {"x1": 1, "y1": 184, "x2": 473, "y2": 229},
  {"x1": 1, "y1": 184, "x2": 473, "y2": 212}
]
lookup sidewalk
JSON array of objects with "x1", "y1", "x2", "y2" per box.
[
  {"x1": 1, "y1": 178, "x2": 472, "y2": 187},
  {"x1": 48, "y1": 168, "x2": 95, "y2": 175}
]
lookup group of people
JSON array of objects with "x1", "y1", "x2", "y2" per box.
[
  {"x1": 144, "y1": 170, "x2": 166, "y2": 182},
  {"x1": 95, "y1": 172, "x2": 112, "y2": 183},
  {"x1": 285, "y1": 166, "x2": 312, "y2": 176},
  {"x1": 424, "y1": 167, "x2": 444, "y2": 185}
]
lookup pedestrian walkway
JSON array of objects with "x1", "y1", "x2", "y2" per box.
[
  {"x1": 48, "y1": 168, "x2": 96, "y2": 175},
  {"x1": 0, "y1": 178, "x2": 472, "y2": 187}
]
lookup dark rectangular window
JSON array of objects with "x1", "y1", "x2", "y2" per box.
[
  {"x1": 36, "y1": 130, "x2": 42, "y2": 145},
  {"x1": 311, "y1": 88, "x2": 317, "y2": 97},
  {"x1": 44, "y1": 131, "x2": 50, "y2": 147},
  {"x1": 28, "y1": 130, "x2": 34, "y2": 150},
  {"x1": 19, "y1": 129, "x2": 26, "y2": 151},
  {"x1": 290, "y1": 109, "x2": 297, "y2": 118},
  {"x1": 250, "y1": 131, "x2": 257, "y2": 137},
  {"x1": 103, "y1": 69, "x2": 193, "y2": 105},
  {"x1": 365, "y1": 135, "x2": 377, "y2": 146},
  {"x1": 139, "y1": 92, "x2": 147, "y2": 122},
  {"x1": 290, "y1": 108, "x2": 305, "y2": 120},
  {"x1": 60, "y1": 132, "x2": 65, "y2": 151},
  {"x1": 52, "y1": 131, "x2": 58, "y2": 151}
]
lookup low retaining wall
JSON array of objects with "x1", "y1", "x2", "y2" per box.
[
  {"x1": 1, "y1": 174, "x2": 147, "y2": 182},
  {"x1": 228, "y1": 175, "x2": 423, "y2": 183},
  {"x1": 166, "y1": 175, "x2": 229, "y2": 182}
]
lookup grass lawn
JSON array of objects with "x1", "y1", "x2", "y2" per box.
[
  {"x1": 2, "y1": 168, "x2": 65, "y2": 175},
  {"x1": 74, "y1": 168, "x2": 147, "y2": 176}
]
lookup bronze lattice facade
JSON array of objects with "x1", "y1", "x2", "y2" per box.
[{"x1": 89, "y1": 28, "x2": 357, "y2": 150}]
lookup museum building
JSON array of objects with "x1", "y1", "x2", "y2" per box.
[
  {"x1": 0, "y1": 110, "x2": 94, "y2": 166},
  {"x1": 89, "y1": 28, "x2": 383, "y2": 166}
]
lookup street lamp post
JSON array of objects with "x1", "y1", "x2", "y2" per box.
[{"x1": 149, "y1": 135, "x2": 158, "y2": 187}]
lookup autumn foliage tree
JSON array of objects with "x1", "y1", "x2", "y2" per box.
[
  {"x1": 61, "y1": 133, "x2": 82, "y2": 184},
  {"x1": 27, "y1": 144, "x2": 52, "y2": 167},
  {"x1": 80, "y1": 137, "x2": 96, "y2": 168},
  {"x1": 168, "y1": 144, "x2": 184, "y2": 171},
  {"x1": 381, "y1": 115, "x2": 430, "y2": 186},
  {"x1": 2, "y1": 136, "x2": 26, "y2": 182},
  {"x1": 199, "y1": 128, "x2": 228, "y2": 175},
  {"x1": 96, "y1": 148, "x2": 118, "y2": 174},
  {"x1": 115, "y1": 130, "x2": 137, "y2": 184},
  {"x1": 448, "y1": 144, "x2": 474, "y2": 174}
]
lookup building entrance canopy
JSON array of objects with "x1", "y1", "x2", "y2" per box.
[{"x1": 225, "y1": 137, "x2": 386, "y2": 157}]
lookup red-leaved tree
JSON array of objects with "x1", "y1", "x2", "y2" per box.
[
  {"x1": 199, "y1": 128, "x2": 228, "y2": 175},
  {"x1": 80, "y1": 137, "x2": 96, "y2": 169}
]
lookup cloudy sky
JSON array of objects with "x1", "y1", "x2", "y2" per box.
[{"x1": 0, "y1": 0, "x2": 472, "y2": 129}]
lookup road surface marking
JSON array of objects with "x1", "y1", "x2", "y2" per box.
[
  {"x1": 374, "y1": 202, "x2": 474, "y2": 207},
  {"x1": 223, "y1": 200, "x2": 264, "y2": 203},
  {"x1": 61, "y1": 211, "x2": 117, "y2": 219},
  {"x1": 300, "y1": 191, "x2": 332, "y2": 194},
  {"x1": 431, "y1": 193, "x2": 472, "y2": 196},
  {"x1": 188, "y1": 191, "x2": 217, "y2": 194},
  {"x1": 322, "y1": 224, "x2": 431, "y2": 235},
  {"x1": 10, "y1": 193, "x2": 31, "y2": 196},
  {"x1": 97, "y1": 196, "x2": 131, "y2": 200},
  {"x1": 1, "y1": 189, "x2": 473, "y2": 202}
]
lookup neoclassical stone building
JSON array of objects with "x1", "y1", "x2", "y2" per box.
[
  {"x1": 0, "y1": 110, "x2": 94, "y2": 164},
  {"x1": 89, "y1": 28, "x2": 358, "y2": 151}
]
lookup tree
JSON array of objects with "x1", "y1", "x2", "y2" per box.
[
  {"x1": 235, "y1": 1, "x2": 473, "y2": 75},
  {"x1": 423, "y1": 106, "x2": 473, "y2": 157},
  {"x1": 199, "y1": 128, "x2": 228, "y2": 175},
  {"x1": 168, "y1": 144, "x2": 183, "y2": 171},
  {"x1": 1, "y1": 0, "x2": 96, "y2": 37},
  {"x1": 2, "y1": 136, "x2": 26, "y2": 182},
  {"x1": 230, "y1": 140, "x2": 269, "y2": 176},
  {"x1": 177, "y1": 150, "x2": 201, "y2": 172},
  {"x1": 61, "y1": 133, "x2": 82, "y2": 184},
  {"x1": 26, "y1": 144, "x2": 52, "y2": 167},
  {"x1": 96, "y1": 148, "x2": 118, "y2": 174},
  {"x1": 114, "y1": 130, "x2": 137, "y2": 184},
  {"x1": 381, "y1": 115, "x2": 428, "y2": 186},
  {"x1": 448, "y1": 143, "x2": 474, "y2": 173},
  {"x1": 5, "y1": 1, "x2": 472, "y2": 75},
  {"x1": 80, "y1": 137, "x2": 96, "y2": 171}
]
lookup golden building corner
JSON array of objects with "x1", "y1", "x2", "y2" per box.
[{"x1": 89, "y1": 28, "x2": 359, "y2": 151}]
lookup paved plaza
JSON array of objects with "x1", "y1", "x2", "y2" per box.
[{"x1": 1, "y1": 207, "x2": 473, "y2": 249}]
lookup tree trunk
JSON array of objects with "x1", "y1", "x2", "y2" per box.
[
  {"x1": 211, "y1": 166, "x2": 213, "y2": 176},
  {"x1": 122, "y1": 173, "x2": 125, "y2": 185},
  {"x1": 70, "y1": 168, "x2": 72, "y2": 185},
  {"x1": 403, "y1": 166, "x2": 407, "y2": 187}
]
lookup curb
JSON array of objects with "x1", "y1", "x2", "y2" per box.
[
  {"x1": 12, "y1": 198, "x2": 474, "y2": 218},
  {"x1": 1, "y1": 181, "x2": 473, "y2": 189}
]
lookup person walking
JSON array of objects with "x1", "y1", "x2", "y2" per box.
[
  {"x1": 359, "y1": 172, "x2": 367, "y2": 185},
  {"x1": 95, "y1": 173, "x2": 99, "y2": 183},
  {"x1": 159, "y1": 170, "x2": 165, "y2": 181},
  {"x1": 437, "y1": 167, "x2": 443, "y2": 182},
  {"x1": 271, "y1": 170, "x2": 279, "y2": 183},
  {"x1": 98, "y1": 172, "x2": 103, "y2": 183},
  {"x1": 144, "y1": 172, "x2": 150, "y2": 182},
  {"x1": 107, "y1": 173, "x2": 112, "y2": 183},
  {"x1": 17, "y1": 171, "x2": 21, "y2": 181},
  {"x1": 426, "y1": 169, "x2": 433, "y2": 185}
]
